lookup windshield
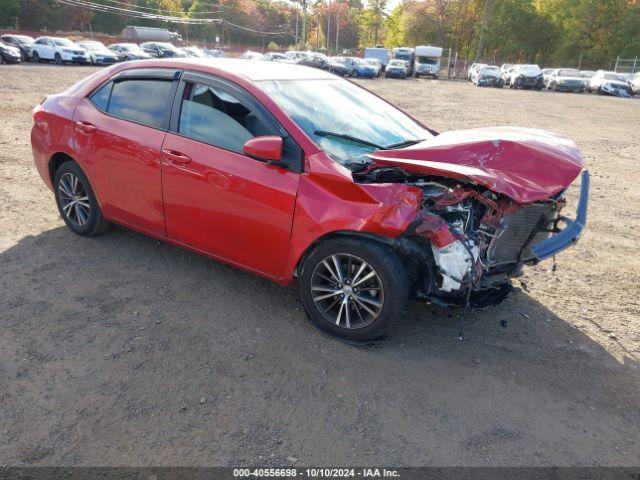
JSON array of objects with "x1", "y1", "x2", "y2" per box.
[
  {"x1": 604, "y1": 73, "x2": 625, "y2": 82},
  {"x1": 558, "y1": 69, "x2": 579, "y2": 77},
  {"x1": 258, "y1": 79, "x2": 432, "y2": 167},
  {"x1": 122, "y1": 44, "x2": 142, "y2": 52},
  {"x1": 388, "y1": 60, "x2": 405, "y2": 67},
  {"x1": 365, "y1": 58, "x2": 380, "y2": 65},
  {"x1": 481, "y1": 67, "x2": 500, "y2": 74},
  {"x1": 53, "y1": 38, "x2": 74, "y2": 47},
  {"x1": 395, "y1": 53, "x2": 411, "y2": 61},
  {"x1": 417, "y1": 57, "x2": 437, "y2": 64}
]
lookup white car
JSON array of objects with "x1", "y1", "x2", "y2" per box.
[
  {"x1": 630, "y1": 72, "x2": 640, "y2": 95},
  {"x1": 30, "y1": 36, "x2": 89, "y2": 64},
  {"x1": 467, "y1": 63, "x2": 487, "y2": 81},
  {"x1": 587, "y1": 70, "x2": 633, "y2": 97},
  {"x1": 108, "y1": 43, "x2": 152, "y2": 61},
  {"x1": 508, "y1": 64, "x2": 544, "y2": 90},
  {"x1": 263, "y1": 52, "x2": 287, "y2": 62},
  {"x1": 284, "y1": 50, "x2": 310, "y2": 62},
  {"x1": 545, "y1": 69, "x2": 586, "y2": 92},
  {"x1": 364, "y1": 58, "x2": 381, "y2": 76},
  {"x1": 76, "y1": 40, "x2": 120, "y2": 65},
  {"x1": 239, "y1": 50, "x2": 264, "y2": 60}
]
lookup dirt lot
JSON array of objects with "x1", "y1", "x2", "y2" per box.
[{"x1": 0, "y1": 64, "x2": 639, "y2": 466}]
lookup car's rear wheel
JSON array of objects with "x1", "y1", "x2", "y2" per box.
[
  {"x1": 54, "y1": 161, "x2": 110, "y2": 236},
  {"x1": 299, "y1": 237, "x2": 409, "y2": 341}
]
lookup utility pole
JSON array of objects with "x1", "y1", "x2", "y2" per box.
[
  {"x1": 301, "y1": 0, "x2": 308, "y2": 49},
  {"x1": 326, "y1": 0, "x2": 332, "y2": 52},
  {"x1": 295, "y1": 8, "x2": 299, "y2": 46},
  {"x1": 335, "y1": 1, "x2": 340, "y2": 55}
]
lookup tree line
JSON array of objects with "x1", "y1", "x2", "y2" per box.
[{"x1": 1, "y1": 0, "x2": 638, "y2": 68}]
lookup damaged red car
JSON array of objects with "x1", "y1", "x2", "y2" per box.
[{"x1": 31, "y1": 59, "x2": 589, "y2": 341}]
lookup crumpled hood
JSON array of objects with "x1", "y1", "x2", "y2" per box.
[{"x1": 366, "y1": 126, "x2": 583, "y2": 204}]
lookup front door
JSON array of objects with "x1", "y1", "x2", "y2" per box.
[{"x1": 161, "y1": 75, "x2": 301, "y2": 279}]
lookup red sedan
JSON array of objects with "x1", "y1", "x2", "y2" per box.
[{"x1": 31, "y1": 59, "x2": 589, "y2": 341}]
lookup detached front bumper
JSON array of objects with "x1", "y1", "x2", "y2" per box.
[{"x1": 532, "y1": 170, "x2": 589, "y2": 260}]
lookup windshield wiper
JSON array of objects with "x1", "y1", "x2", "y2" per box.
[
  {"x1": 385, "y1": 138, "x2": 426, "y2": 149},
  {"x1": 314, "y1": 130, "x2": 383, "y2": 150}
]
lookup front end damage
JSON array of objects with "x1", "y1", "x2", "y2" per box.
[{"x1": 352, "y1": 128, "x2": 589, "y2": 307}]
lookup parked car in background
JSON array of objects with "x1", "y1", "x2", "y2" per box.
[
  {"x1": 239, "y1": 50, "x2": 264, "y2": 60},
  {"x1": 541, "y1": 68, "x2": 555, "y2": 86},
  {"x1": 284, "y1": 51, "x2": 309, "y2": 62},
  {"x1": 364, "y1": 58, "x2": 381, "y2": 76},
  {"x1": 385, "y1": 59, "x2": 407, "y2": 79},
  {"x1": 1, "y1": 34, "x2": 34, "y2": 61},
  {"x1": 508, "y1": 64, "x2": 544, "y2": 90},
  {"x1": 392, "y1": 47, "x2": 415, "y2": 76},
  {"x1": 467, "y1": 63, "x2": 487, "y2": 81},
  {"x1": 203, "y1": 48, "x2": 225, "y2": 58},
  {"x1": 140, "y1": 42, "x2": 186, "y2": 58},
  {"x1": 343, "y1": 57, "x2": 378, "y2": 78},
  {"x1": 413, "y1": 45, "x2": 442, "y2": 78},
  {"x1": 473, "y1": 65, "x2": 503, "y2": 87},
  {"x1": 31, "y1": 58, "x2": 589, "y2": 341},
  {"x1": 630, "y1": 72, "x2": 640, "y2": 95},
  {"x1": 364, "y1": 47, "x2": 389, "y2": 72},
  {"x1": 501, "y1": 65, "x2": 516, "y2": 85},
  {"x1": 297, "y1": 53, "x2": 346, "y2": 76},
  {"x1": 0, "y1": 41, "x2": 22, "y2": 64},
  {"x1": 180, "y1": 46, "x2": 205, "y2": 58},
  {"x1": 108, "y1": 43, "x2": 152, "y2": 61},
  {"x1": 580, "y1": 70, "x2": 596, "y2": 83},
  {"x1": 30, "y1": 37, "x2": 89, "y2": 64},
  {"x1": 587, "y1": 70, "x2": 633, "y2": 97},
  {"x1": 546, "y1": 69, "x2": 586, "y2": 92},
  {"x1": 77, "y1": 41, "x2": 120, "y2": 65},
  {"x1": 263, "y1": 52, "x2": 287, "y2": 62}
]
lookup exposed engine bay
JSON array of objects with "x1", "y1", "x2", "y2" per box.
[{"x1": 353, "y1": 166, "x2": 566, "y2": 307}]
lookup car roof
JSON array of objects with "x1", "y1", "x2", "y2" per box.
[{"x1": 138, "y1": 58, "x2": 337, "y2": 81}]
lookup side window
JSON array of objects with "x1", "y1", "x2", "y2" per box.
[
  {"x1": 108, "y1": 79, "x2": 173, "y2": 128},
  {"x1": 178, "y1": 82, "x2": 271, "y2": 154},
  {"x1": 90, "y1": 81, "x2": 112, "y2": 111}
]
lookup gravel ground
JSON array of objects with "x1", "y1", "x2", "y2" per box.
[{"x1": 0, "y1": 64, "x2": 639, "y2": 466}]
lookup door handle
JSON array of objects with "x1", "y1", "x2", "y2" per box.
[
  {"x1": 75, "y1": 121, "x2": 97, "y2": 135},
  {"x1": 162, "y1": 149, "x2": 192, "y2": 165}
]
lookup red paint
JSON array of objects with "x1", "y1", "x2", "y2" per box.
[
  {"x1": 367, "y1": 127, "x2": 583, "y2": 204},
  {"x1": 31, "y1": 59, "x2": 584, "y2": 287}
]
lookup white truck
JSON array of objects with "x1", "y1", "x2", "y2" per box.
[{"x1": 413, "y1": 45, "x2": 442, "y2": 79}]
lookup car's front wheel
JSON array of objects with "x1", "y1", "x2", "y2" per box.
[
  {"x1": 54, "y1": 53, "x2": 62, "y2": 65},
  {"x1": 32, "y1": 51, "x2": 40, "y2": 62},
  {"x1": 299, "y1": 237, "x2": 409, "y2": 341},
  {"x1": 54, "y1": 161, "x2": 110, "y2": 236}
]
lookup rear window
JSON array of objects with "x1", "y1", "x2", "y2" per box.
[{"x1": 107, "y1": 79, "x2": 173, "y2": 128}]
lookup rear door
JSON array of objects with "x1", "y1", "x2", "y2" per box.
[
  {"x1": 73, "y1": 68, "x2": 180, "y2": 236},
  {"x1": 160, "y1": 72, "x2": 302, "y2": 279}
]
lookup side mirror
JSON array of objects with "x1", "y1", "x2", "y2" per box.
[{"x1": 243, "y1": 136, "x2": 283, "y2": 163}]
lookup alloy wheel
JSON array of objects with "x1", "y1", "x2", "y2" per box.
[
  {"x1": 310, "y1": 253, "x2": 384, "y2": 330},
  {"x1": 58, "y1": 172, "x2": 91, "y2": 227}
]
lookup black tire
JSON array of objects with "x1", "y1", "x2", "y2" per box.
[
  {"x1": 0, "y1": 54, "x2": 6, "y2": 65},
  {"x1": 299, "y1": 236, "x2": 409, "y2": 341},
  {"x1": 54, "y1": 53, "x2": 62, "y2": 65},
  {"x1": 54, "y1": 161, "x2": 110, "y2": 236},
  {"x1": 32, "y1": 51, "x2": 40, "y2": 63}
]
